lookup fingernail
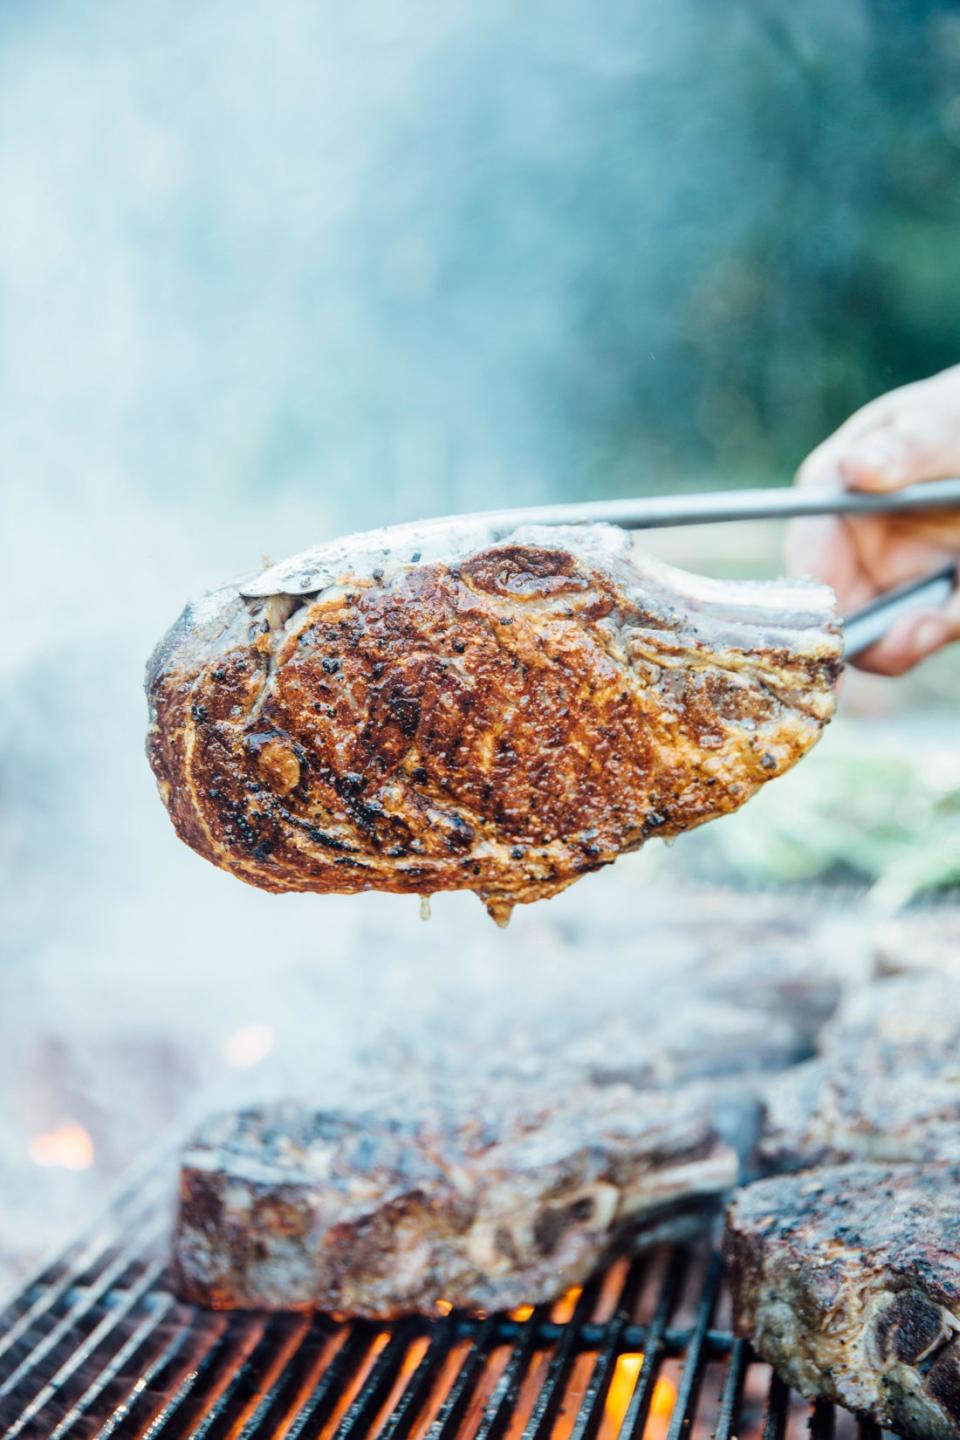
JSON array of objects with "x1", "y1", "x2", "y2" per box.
[{"x1": 914, "y1": 618, "x2": 948, "y2": 656}]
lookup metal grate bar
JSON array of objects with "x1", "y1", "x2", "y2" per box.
[
  {"x1": 523, "y1": 1274, "x2": 605, "y2": 1439},
  {"x1": 282, "y1": 1324, "x2": 374, "y2": 1440},
  {"x1": 125, "y1": 1319, "x2": 236, "y2": 1439},
  {"x1": 48, "y1": 1294, "x2": 177, "y2": 1440},
  {"x1": 333, "y1": 1324, "x2": 420, "y2": 1439},
  {"x1": 429, "y1": 1315, "x2": 500, "y2": 1440},
  {"x1": 184, "y1": 1314, "x2": 314, "y2": 1440},
  {"x1": 0, "y1": 1173, "x2": 169, "y2": 1372},
  {"x1": 665, "y1": 1247, "x2": 723, "y2": 1440},
  {"x1": 474, "y1": 1304, "x2": 551, "y2": 1440},
  {"x1": 187, "y1": 1314, "x2": 312, "y2": 1440},
  {"x1": 143, "y1": 1316, "x2": 269, "y2": 1439},
  {"x1": 618, "y1": 1248, "x2": 688, "y2": 1440},
  {"x1": 90, "y1": 1310, "x2": 226, "y2": 1439},
  {"x1": 809, "y1": 1397, "x2": 835, "y2": 1440},
  {"x1": 4, "y1": 1259, "x2": 166, "y2": 1440},
  {"x1": 0, "y1": 1155, "x2": 912, "y2": 1440},
  {"x1": 566, "y1": 1258, "x2": 650, "y2": 1440},
  {"x1": 234, "y1": 1318, "x2": 338, "y2": 1440},
  {"x1": 761, "y1": 1371, "x2": 791, "y2": 1440},
  {"x1": 0, "y1": 1213, "x2": 168, "y2": 1410},
  {"x1": 712, "y1": 1337, "x2": 750, "y2": 1440},
  {"x1": 378, "y1": 1321, "x2": 455, "y2": 1440},
  {"x1": 0, "y1": 1142, "x2": 172, "y2": 1323}
]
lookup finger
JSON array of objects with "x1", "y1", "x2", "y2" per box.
[
  {"x1": 838, "y1": 400, "x2": 960, "y2": 494},
  {"x1": 786, "y1": 515, "x2": 876, "y2": 609},
  {"x1": 796, "y1": 364, "x2": 960, "y2": 493},
  {"x1": 796, "y1": 391, "x2": 914, "y2": 492},
  {"x1": 849, "y1": 593, "x2": 960, "y2": 676}
]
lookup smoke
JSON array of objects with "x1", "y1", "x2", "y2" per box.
[{"x1": 0, "y1": 0, "x2": 929, "y2": 1283}]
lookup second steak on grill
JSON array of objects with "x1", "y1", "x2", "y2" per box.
[{"x1": 175, "y1": 1083, "x2": 737, "y2": 1317}]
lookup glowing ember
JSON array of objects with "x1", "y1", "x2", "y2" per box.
[
  {"x1": 434, "y1": 1298, "x2": 453, "y2": 1315},
  {"x1": 28, "y1": 1123, "x2": 95, "y2": 1171},
  {"x1": 552, "y1": 1286, "x2": 582, "y2": 1323},
  {"x1": 224, "y1": 1023, "x2": 275, "y2": 1069},
  {"x1": 511, "y1": 1303, "x2": 534, "y2": 1322},
  {"x1": 398, "y1": 1338, "x2": 429, "y2": 1380},
  {"x1": 604, "y1": 1354, "x2": 676, "y2": 1434}
]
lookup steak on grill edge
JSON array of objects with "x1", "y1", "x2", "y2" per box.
[
  {"x1": 760, "y1": 976, "x2": 960, "y2": 1171},
  {"x1": 761, "y1": 1057, "x2": 960, "y2": 1171},
  {"x1": 726, "y1": 1164, "x2": 960, "y2": 1440},
  {"x1": 146, "y1": 520, "x2": 842, "y2": 923},
  {"x1": 175, "y1": 1083, "x2": 738, "y2": 1317}
]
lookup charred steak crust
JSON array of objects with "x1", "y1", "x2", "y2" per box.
[
  {"x1": 726, "y1": 1164, "x2": 960, "y2": 1440},
  {"x1": 174, "y1": 1089, "x2": 738, "y2": 1317},
  {"x1": 146, "y1": 522, "x2": 841, "y2": 921}
]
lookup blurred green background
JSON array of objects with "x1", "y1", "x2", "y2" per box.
[{"x1": 4, "y1": 0, "x2": 960, "y2": 532}]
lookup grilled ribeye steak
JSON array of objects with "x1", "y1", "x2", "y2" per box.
[
  {"x1": 727, "y1": 1164, "x2": 960, "y2": 1439},
  {"x1": 565, "y1": 1000, "x2": 808, "y2": 1090},
  {"x1": 820, "y1": 975, "x2": 960, "y2": 1070},
  {"x1": 174, "y1": 1084, "x2": 737, "y2": 1317},
  {"x1": 147, "y1": 521, "x2": 841, "y2": 921},
  {"x1": 760, "y1": 976, "x2": 960, "y2": 1171},
  {"x1": 761, "y1": 1057, "x2": 960, "y2": 1171}
]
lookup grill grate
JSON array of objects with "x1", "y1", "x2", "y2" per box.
[{"x1": 0, "y1": 1156, "x2": 895, "y2": 1440}]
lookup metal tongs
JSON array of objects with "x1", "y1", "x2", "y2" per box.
[{"x1": 445, "y1": 476, "x2": 960, "y2": 661}]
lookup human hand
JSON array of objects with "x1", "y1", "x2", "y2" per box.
[{"x1": 787, "y1": 365, "x2": 960, "y2": 674}]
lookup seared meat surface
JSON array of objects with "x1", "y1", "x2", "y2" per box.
[
  {"x1": 389, "y1": 998, "x2": 811, "y2": 1172},
  {"x1": 820, "y1": 975, "x2": 960, "y2": 1070},
  {"x1": 760, "y1": 977, "x2": 960, "y2": 1170},
  {"x1": 726, "y1": 1164, "x2": 960, "y2": 1439},
  {"x1": 175, "y1": 1084, "x2": 737, "y2": 1317},
  {"x1": 147, "y1": 521, "x2": 841, "y2": 921},
  {"x1": 761, "y1": 1057, "x2": 960, "y2": 1170},
  {"x1": 565, "y1": 1000, "x2": 807, "y2": 1090},
  {"x1": 171, "y1": 884, "x2": 862, "y2": 1319}
]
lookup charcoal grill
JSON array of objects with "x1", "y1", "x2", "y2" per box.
[{"x1": 0, "y1": 1152, "x2": 890, "y2": 1440}]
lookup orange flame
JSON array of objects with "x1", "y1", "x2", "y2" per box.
[
  {"x1": 28, "y1": 1123, "x2": 94, "y2": 1171},
  {"x1": 604, "y1": 1354, "x2": 676, "y2": 1435},
  {"x1": 511, "y1": 1303, "x2": 534, "y2": 1322},
  {"x1": 434, "y1": 1298, "x2": 453, "y2": 1315}
]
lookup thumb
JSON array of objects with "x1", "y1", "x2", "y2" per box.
[{"x1": 839, "y1": 405, "x2": 960, "y2": 494}]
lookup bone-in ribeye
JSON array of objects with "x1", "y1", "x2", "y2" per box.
[
  {"x1": 175, "y1": 1083, "x2": 738, "y2": 1317},
  {"x1": 146, "y1": 521, "x2": 842, "y2": 921},
  {"x1": 726, "y1": 1163, "x2": 960, "y2": 1439}
]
